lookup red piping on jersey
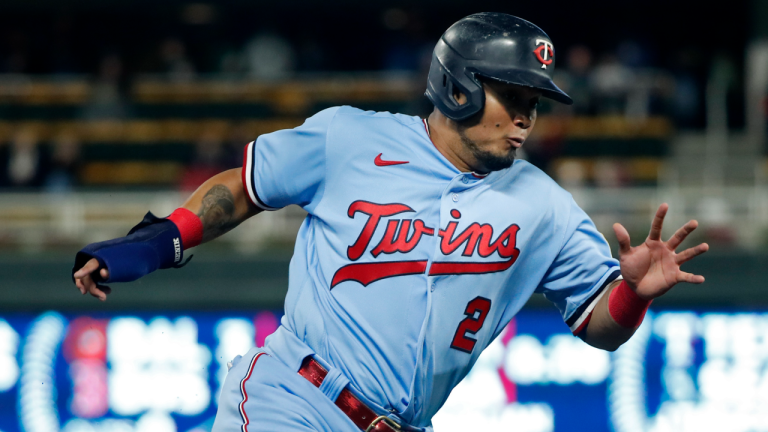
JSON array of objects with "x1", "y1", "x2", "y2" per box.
[
  {"x1": 239, "y1": 352, "x2": 268, "y2": 432},
  {"x1": 572, "y1": 313, "x2": 592, "y2": 335},
  {"x1": 241, "y1": 143, "x2": 257, "y2": 207},
  {"x1": 241, "y1": 141, "x2": 277, "y2": 210}
]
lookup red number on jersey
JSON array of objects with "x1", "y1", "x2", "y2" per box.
[{"x1": 450, "y1": 296, "x2": 492, "y2": 353}]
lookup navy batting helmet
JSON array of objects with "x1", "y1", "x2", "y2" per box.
[{"x1": 426, "y1": 12, "x2": 572, "y2": 121}]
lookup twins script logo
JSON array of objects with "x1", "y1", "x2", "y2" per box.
[
  {"x1": 330, "y1": 201, "x2": 521, "y2": 288},
  {"x1": 533, "y1": 39, "x2": 554, "y2": 69}
]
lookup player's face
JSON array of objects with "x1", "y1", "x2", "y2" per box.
[{"x1": 456, "y1": 81, "x2": 540, "y2": 173}]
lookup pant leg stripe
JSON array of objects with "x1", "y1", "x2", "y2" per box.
[{"x1": 239, "y1": 352, "x2": 267, "y2": 432}]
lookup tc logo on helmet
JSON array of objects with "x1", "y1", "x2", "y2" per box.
[{"x1": 533, "y1": 39, "x2": 554, "y2": 69}]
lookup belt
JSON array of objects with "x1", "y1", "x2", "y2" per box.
[{"x1": 298, "y1": 356, "x2": 402, "y2": 432}]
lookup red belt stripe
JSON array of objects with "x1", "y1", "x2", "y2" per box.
[{"x1": 298, "y1": 357, "x2": 401, "y2": 431}]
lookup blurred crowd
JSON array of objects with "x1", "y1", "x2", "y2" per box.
[
  {"x1": 0, "y1": 125, "x2": 252, "y2": 192},
  {"x1": 0, "y1": 7, "x2": 742, "y2": 192},
  {"x1": 0, "y1": 27, "x2": 713, "y2": 122},
  {"x1": 0, "y1": 129, "x2": 80, "y2": 192}
]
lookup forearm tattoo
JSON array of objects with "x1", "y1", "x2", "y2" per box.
[{"x1": 197, "y1": 184, "x2": 242, "y2": 242}]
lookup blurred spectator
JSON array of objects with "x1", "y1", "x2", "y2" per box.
[
  {"x1": 7, "y1": 129, "x2": 42, "y2": 187},
  {"x1": 80, "y1": 54, "x2": 132, "y2": 120},
  {"x1": 43, "y1": 133, "x2": 81, "y2": 193},
  {"x1": 179, "y1": 130, "x2": 227, "y2": 192},
  {"x1": 670, "y1": 57, "x2": 701, "y2": 128},
  {"x1": 524, "y1": 117, "x2": 567, "y2": 174},
  {"x1": 556, "y1": 45, "x2": 594, "y2": 115},
  {"x1": 159, "y1": 38, "x2": 196, "y2": 82},
  {"x1": 243, "y1": 32, "x2": 296, "y2": 80},
  {"x1": 618, "y1": 42, "x2": 655, "y2": 120},
  {"x1": 616, "y1": 41, "x2": 651, "y2": 69},
  {"x1": 593, "y1": 159, "x2": 627, "y2": 188},
  {"x1": 591, "y1": 54, "x2": 635, "y2": 115},
  {"x1": 555, "y1": 160, "x2": 587, "y2": 190}
]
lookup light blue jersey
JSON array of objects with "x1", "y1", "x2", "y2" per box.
[{"x1": 238, "y1": 106, "x2": 620, "y2": 429}]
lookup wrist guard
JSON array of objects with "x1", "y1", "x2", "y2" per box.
[
  {"x1": 608, "y1": 280, "x2": 652, "y2": 328},
  {"x1": 72, "y1": 212, "x2": 192, "y2": 284}
]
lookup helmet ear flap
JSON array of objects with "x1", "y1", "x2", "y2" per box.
[{"x1": 425, "y1": 51, "x2": 484, "y2": 121}]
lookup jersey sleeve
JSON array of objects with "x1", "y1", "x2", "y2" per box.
[
  {"x1": 242, "y1": 107, "x2": 339, "y2": 211},
  {"x1": 536, "y1": 197, "x2": 621, "y2": 335}
]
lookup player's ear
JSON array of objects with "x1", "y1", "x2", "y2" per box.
[{"x1": 452, "y1": 85, "x2": 468, "y2": 105}]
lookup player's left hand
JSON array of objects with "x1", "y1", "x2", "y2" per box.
[
  {"x1": 612, "y1": 203, "x2": 709, "y2": 300},
  {"x1": 73, "y1": 257, "x2": 112, "y2": 301}
]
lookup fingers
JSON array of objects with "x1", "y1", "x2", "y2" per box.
[
  {"x1": 75, "y1": 277, "x2": 86, "y2": 295},
  {"x1": 677, "y1": 271, "x2": 705, "y2": 284},
  {"x1": 667, "y1": 220, "x2": 699, "y2": 250},
  {"x1": 74, "y1": 268, "x2": 95, "y2": 295},
  {"x1": 87, "y1": 284, "x2": 110, "y2": 301},
  {"x1": 612, "y1": 223, "x2": 632, "y2": 255},
  {"x1": 73, "y1": 258, "x2": 110, "y2": 301},
  {"x1": 648, "y1": 203, "x2": 669, "y2": 241},
  {"x1": 676, "y1": 242, "x2": 709, "y2": 265},
  {"x1": 73, "y1": 258, "x2": 101, "y2": 279},
  {"x1": 81, "y1": 273, "x2": 110, "y2": 301}
]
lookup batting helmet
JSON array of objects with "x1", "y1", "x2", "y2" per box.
[{"x1": 426, "y1": 12, "x2": 573, "y2": 121}]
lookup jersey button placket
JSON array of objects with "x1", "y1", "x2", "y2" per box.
[{"x1": 451, "y1": 193, "x2": 459, "y2": 202}]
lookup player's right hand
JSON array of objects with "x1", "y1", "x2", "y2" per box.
[{"x1": 73, "y1": 258, "x2": 112, "y2": 301}]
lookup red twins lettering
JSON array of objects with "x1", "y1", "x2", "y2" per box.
[
  {"x1": 347, "y1": 201, "x2": 414, "y2": 261},
  {"x1": 331, "y1": 201, "x2": 521, "y2": 288},
  {"x1": 371, "y1": 219, "x2": 435, "y2": 258},
  {"x1": 439, "y1": 222, "x2": 520, "y2": 258}
]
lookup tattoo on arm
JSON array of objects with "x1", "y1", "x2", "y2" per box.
[{"x1": 197, "y1": 184, "x2": 242, "y2": 242}]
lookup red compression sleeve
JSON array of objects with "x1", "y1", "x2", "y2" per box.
[
  {"x1": 167, "y1": 208, "x2": 204, "y2": 249},
  {"x1": 608, "y1": 280, "x2": 652, "y2": 328}
]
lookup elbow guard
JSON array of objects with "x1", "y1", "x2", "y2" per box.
[{"x1": 73, "y1": 212, "x2": 190, "y2": 284}]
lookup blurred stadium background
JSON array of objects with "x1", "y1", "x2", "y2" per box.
[{"x1": 0, "y1": 0, "x2": 766, "y2": 431}]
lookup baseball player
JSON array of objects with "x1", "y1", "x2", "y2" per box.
[{"x1": 72, "y1": 13, "x2": 709, "y2": 432}]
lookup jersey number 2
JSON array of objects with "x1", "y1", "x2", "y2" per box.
[{"x1": 450, "y1": 296, "x2": 492, "y2": 353}]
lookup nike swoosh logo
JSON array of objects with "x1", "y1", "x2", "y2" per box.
[{"x1": 374, "y1": 153, "x2": 409, "y2": 167}]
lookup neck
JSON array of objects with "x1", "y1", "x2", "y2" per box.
[{"x1": 426, "y1": 110, "x2": 475, "y2": 173}]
